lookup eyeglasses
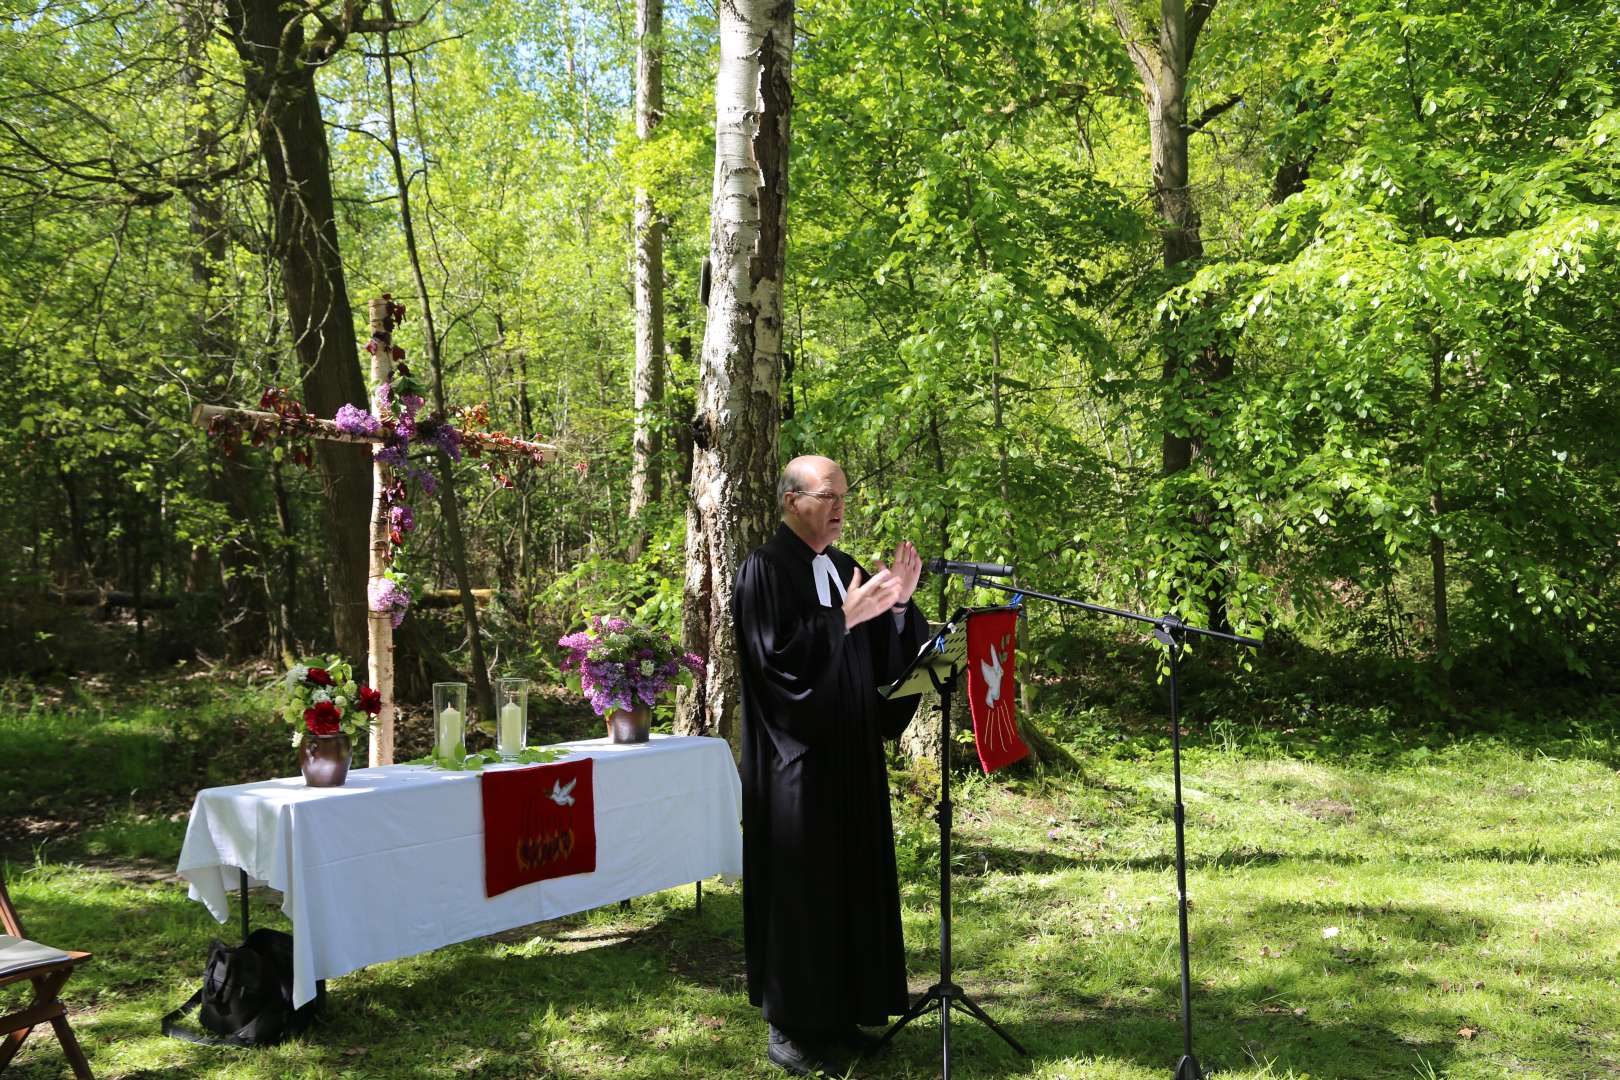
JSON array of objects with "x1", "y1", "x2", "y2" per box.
[{"x1": 792, "y1": 489, "x2": 849, "y2": 507}]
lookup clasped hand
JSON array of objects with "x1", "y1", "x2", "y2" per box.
[{"x1": 841, "y1": 541, "x2": 921, "y2": 629}]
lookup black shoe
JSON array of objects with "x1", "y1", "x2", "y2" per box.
[
  {"x1": 767, "y1": 1025, "x2": 851, "y2": 1076},
  {"x1": 838, "y1": 1026, "x2": 888, "y2": 1056}
]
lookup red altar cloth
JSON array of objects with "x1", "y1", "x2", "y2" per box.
[{"x1": 482, "y1": 759, "x2": 597, "y2": 897}]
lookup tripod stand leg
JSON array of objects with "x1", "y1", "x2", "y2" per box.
[
  {"x1": 1174, "y1": 1054, "x2": 1204, "y2": 1080},
  {"x1": 878, "y1": 986, "x2": 942, "y2": 1050},
  {"x1": 951, "y1": 993, "x2": 1028, "y2": 1055}
]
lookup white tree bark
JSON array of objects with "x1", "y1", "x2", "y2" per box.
[
  {"x1": 366, "y1": 298, "x2": 397, "y2": 767},
  {"x1": 676, "y1": 0, "x2": 794, "y2": 750},
  {"x1": 629, "y1": 0, "x2": 666, "y2": 543}
]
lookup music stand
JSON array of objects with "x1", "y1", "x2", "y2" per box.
[{"x1": 875, "y1": 607, "x2": 1028, "y2": 1077}]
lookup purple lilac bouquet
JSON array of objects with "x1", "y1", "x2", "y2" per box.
[
  {"x1": 333, "y1": 403, "x2": 381, "y2": 437},
  {"x1": 558, "y1": 617, "x2": 705, "y2": 716},
  {"x1": 369, "y1": 574, "x2": 411, "y2": 629}
]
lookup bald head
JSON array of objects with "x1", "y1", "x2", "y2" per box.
[
  {"x1": 777, "y1": 456, "x2": 839, "y2": 505},
  {"x1": 779, "y1": 455, "x2": 847, "y2": 552}
]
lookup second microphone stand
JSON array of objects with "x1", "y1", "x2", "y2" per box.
[{"x1": 965, "y1": 572, "x2": 1261, "y2": 1080}]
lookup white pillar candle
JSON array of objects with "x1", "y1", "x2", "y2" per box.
[
  {"x1": 500, "y1": 701, "x2": 523, "y2": 753},
  {"x1": 437, "y1": 706, "x2": 461, "y2": 760}
]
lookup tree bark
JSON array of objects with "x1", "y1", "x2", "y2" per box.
[
  {"x1": 628, "y1": 0, "x2": 666, "y2": 555},
  {"x1": 269, "y1": 456, "x2": 298, "y2": 664},
  {"x1": 364, "y1": 299, "x2": 397, "y2": 765},
  {"x1": 225, "y1": 0, "x2": 372, "y2": 667},
  {"x1": 675, "y1": 0, "x2": 795, "y2": 751},
  {"x1": 1111, "y1": 0, "x2": 1227, "y2": 476},
  {"x1": 56, "y1": 465, "x2": 92, "y2": 577},
  {"x1": 1112, "y1": 0, "x2": 1232, "y2": 628},
  {"x1": 1428, "y1": 345, "x2": 1451, "y2": 679}
]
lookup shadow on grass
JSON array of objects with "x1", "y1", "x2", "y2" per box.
[
  {"x1": 1, "y1": 867, "x2": 1582, "y2": 1079},
  {"x1": 962, "y1": 840, "x2": 1620, "y2": 881},
  {"x1": 859, "y1": 976, "x2": 1462, "y2": 1079},
  {"x1": 1113, "y1": 844, "x2": 1620, "y2": 873},
  {"x1": 884, "y1": 897, "x2": 1531, "y2": 1079},
  {"x1": 11, "y1": 878, "x2": 759, "y2": 1079}
]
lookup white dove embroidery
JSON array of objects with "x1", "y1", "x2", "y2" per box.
[
  {"x1": 980, "y1": 644, "x2": 1005, "y2": 710},
  {"x1": 548, "y1": 778, "x2": 577, "y2": 807}
]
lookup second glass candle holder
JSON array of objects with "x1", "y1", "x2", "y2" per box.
[{"x1": 497, "y1": 677, "x2": 529, "y2": 759}]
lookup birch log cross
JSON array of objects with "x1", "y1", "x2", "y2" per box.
[{"x1": 193, "y1": 297, "x2": 560, "y2": 766}]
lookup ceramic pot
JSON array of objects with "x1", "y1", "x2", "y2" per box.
[
  {"x1": 605, "y1": 705, "x2": 651, "y2": 744},
  {"x1": 299, "y1": 733, "x2": 353, "y2": 787}
]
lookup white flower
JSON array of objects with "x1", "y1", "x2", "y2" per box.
[
  {"x1": 311, "y1": 688, "x2": 331, "y2": 704},
  {"x1": 286, "y1": 665, "x2": 310, "y2": 690},
  {"x1": 640, "y1": 660, "x2": 655, "y2": 676}
]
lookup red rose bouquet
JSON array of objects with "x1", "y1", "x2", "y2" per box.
[{"x1": 277, "y1": 655, "x2": 382, "y2": 746}]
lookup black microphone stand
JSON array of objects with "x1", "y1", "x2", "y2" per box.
[
  {"x1": 876, "y1": 604, "x2": 1027, "y2": 1078},
  {"x1": 967, "y1": 575, "x2": 1261, "y2": 1080}
]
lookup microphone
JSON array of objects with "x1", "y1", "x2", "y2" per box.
[{"x1": 925, "y1": 558, "x2": 1015, "y2": 578}]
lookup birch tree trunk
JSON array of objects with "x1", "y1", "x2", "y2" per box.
[
  {"x1": 366, "y1": 299, "x2": 397, "y2": 766},
  {"x1": 628, "y1": 0, "x2": 666, "y2": 555},
  {"x1": 675, "y1": 0, "x2": 794, "y2": 749},
  {"x1": 225, "y1": 0, "x2": 373, "y2": 666}
]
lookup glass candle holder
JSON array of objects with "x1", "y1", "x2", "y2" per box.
[
  {"x1": 496, "y1": 677, "x2": 529, "y2": 759},
  {"x1": 432, "y1": 682, "x2": 467, "y2": 762}
]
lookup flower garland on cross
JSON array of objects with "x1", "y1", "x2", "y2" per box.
[{"x1": 195, "y1": 295, "x2": 563, "y2": 765}]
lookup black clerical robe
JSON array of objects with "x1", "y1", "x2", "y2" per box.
[{"x1": 733, "y1": 523, "x2": 928, "y2": 1030}]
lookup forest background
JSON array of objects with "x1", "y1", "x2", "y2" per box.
[
  {"x1": 4, "y1": 3, "x2": 1620, "y2": 1078},
  {"x1": 3, "y1": 0, "x2": 1619, "y2": 727}
]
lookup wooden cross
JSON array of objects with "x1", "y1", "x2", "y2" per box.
[{"x1": 193, "y1": 297, "x2": 559, "y2": 765}]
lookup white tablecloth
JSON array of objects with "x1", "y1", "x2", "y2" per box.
[{"x1": 177, "y1": 735, "x2": 742, "y2": 1007}]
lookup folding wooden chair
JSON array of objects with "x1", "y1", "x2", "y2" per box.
[{"x1": 0, "y1": 868, "x2": 93, "y2": 1078}]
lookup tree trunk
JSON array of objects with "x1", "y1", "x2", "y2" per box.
[
  {"x1": 1114, "y1": 0, "x2": 1230, "y2": 472},
  {"x1": 269, "y1": 457, "x2": 297, "y2": 664},
  {"x1": 225, "y1": 0, "x2": 372, "y2": 667},
  {"x1": 1112, "y1": 0, "x2": 1232, "y2": 627},
  {"x1": 675, "y1": 0, "x2": 795, "y2": 751},
  {"x1": 1428, "y1": 345, "x2": 1451, "y2": 679},
  {"x1": 628, "y1": 0, "x2": 666, "y2": 556},
  {"x1": 57, "y1": 465, "x2": 92, "y2": 578},
  {"x1": 378, "y1": 30, "x2": 497, "y2": 728},
  {"x1": 1269, "y1": 91, "x2": 1329, "y2": 204},
  {"x1": 365, "y1": 299, "x2": 398, "y2": 765}
]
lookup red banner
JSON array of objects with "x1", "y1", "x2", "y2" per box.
[
  {"x1": 482, "y1": 758, "x2": 597, "y2": 898},
  {"x1": 965, "y1": 608, "x2": 1029, "y2": 773}
]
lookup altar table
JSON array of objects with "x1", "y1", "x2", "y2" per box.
[{"x1": 176, "y1": 735, "x2": 742, "y2": 1008}]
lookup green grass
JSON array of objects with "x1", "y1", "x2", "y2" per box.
[{"x1": 3, "y1": 673, "x2": 1619, "y2": 1078}]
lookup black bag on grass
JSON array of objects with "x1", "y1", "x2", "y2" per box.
[{"x1": 162, "y1": 928, "x2": 324, "y2": 1047}]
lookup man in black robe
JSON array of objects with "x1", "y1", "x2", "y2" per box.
[{"x1": 732, "y1": 455, "x2": 929, "y2": 1075}]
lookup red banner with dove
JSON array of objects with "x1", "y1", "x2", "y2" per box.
[
  {"x1": 482, "y1": 758, "x2": 597, "y2": 897},
  {"x1": 965, "y1": 608, "x2": 1029, "y2": 773}
]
